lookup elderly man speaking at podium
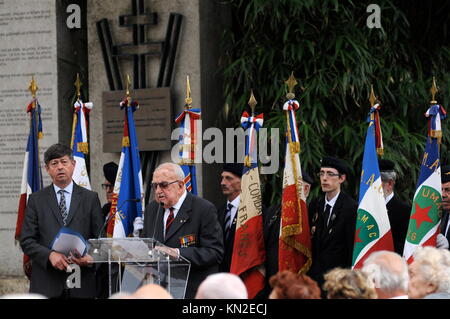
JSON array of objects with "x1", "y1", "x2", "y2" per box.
[{"x1": 142, "y1": 162, "x2": 224, "y2": 298}]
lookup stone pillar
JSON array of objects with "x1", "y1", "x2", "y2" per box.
[
  {"x1": 0, "y1": 0, "x2": 87, "y2": 285},
  {"x1": 87, "y1": 0, "x2": 230, "y2": 207}
]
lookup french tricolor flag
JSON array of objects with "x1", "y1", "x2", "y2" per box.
[{"x1": 15, "y1": 99, "x2": 43, "y2": 277}]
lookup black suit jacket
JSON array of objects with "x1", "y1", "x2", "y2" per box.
[
  {"x1": 217, "y1": 202, "x2": 237, "y2": 273},
  {"x1": 142, "y1": 192, "x2": 224, "y2": 298},
  {"x1": 386, "y1": 195, "x2": 411, "y2": 255},
  {"x1": 441, "y1": 210, "x2": 450, "y2": 249},
  {"x1": 308, "y1": 191, "x2": 358, "y2": 286},
  {"x1": 20, "y1": 183, "x2": 103, "y2": 298}
]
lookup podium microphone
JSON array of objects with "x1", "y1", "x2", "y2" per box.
[
  {"x1": 98, "y1": 198, "x2": 141, "y2": 238},
  {"x1": 152, "y1": 201, "x2": 165, "y2": 240}
]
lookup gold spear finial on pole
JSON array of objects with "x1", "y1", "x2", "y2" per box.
[
  {"x1": 74, "y1": 73, "x2": 82, "y2": 99},
  {"x1": 285, "y1": 72, "x2": 297, "y2": 100},
  {"x1": 369, "y1": 84, "x2": 376, "y2": 108},
  {"x1": 126, "y1": 74, "x2": 131, "y2": 98},
  {"x1": 430, "y1": 76, "x2": 438, "y2": 104},
  {"x1": 29, "y1": 76, "x2": 38, "y2": 99},
  {"x1": 185, "y1": 75, "x2": 192, "y2": 107},
  {"x1": 248, "y1": 90, "x2": 257, "y2": 115},
  {"x1": 244, "y1": 90, "x2": 257, "y2": 167}
]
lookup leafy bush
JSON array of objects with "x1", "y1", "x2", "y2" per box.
[{"x1": 219, "y1": 0, "x2": 450, "y2": 206}]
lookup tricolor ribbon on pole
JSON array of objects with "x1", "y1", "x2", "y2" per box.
[
  {"x1": 370, "y1": 103, "x2": 384, "y2": 156},
  {"x1": 106, "y1": 80, "x2": 144, "y2": 238},
  {"x1": 403, "y1": 102, "x2": 446, "y2": 263},
  {"x1": 230, "y1": 92, "x2": 266, "y2": 298},
  {"x1": 15, "y1": 77, "x2": 43, "y2": 279},
  {"x1": 278, "y1": 74, "x2": 312, "y2": 274},
  {"x1": 240, "y1": 111, "x2": 263, "y2": 167},
  {"x1": 175, "y1": 108, "x2": 200, "y2": 194},
  {"x1": 175, "y1": 76, "x2": 200, "y2": 195}
]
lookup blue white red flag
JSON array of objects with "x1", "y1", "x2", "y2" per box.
[
  {"x1": 230, "y1": 106, "x2": 266, "y2": 298},
  {"x1": 70, "y1": 100, "x2": 92, "y2": 189},
  {"x1": 15, "y1": 98, "x2": 43, "y2": 278},
  {"x1": 106, "y1": 97, "x2": 144, "y2": 238},
  {"x1": 175, "y1": 107, "x2": 200, "y2": 195}
]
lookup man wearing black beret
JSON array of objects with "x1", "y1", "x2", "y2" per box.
[
  {"x1": 218, "y1": 163, "x2": 243, "y2": 273},
  {"x1": 378, "y1": 159, "x2": 412, "y2": 255},
  {"x1": 440, "y1": 165, "x2": 450, "y2": 250},
  {"x1": 307, "y1": 156, "x2": 358, "y2": 290},
  {"x1": 101, "y1": 161, "x2": 118, "y2": 221}
]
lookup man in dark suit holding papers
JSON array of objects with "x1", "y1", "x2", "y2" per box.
[{"x1": 20, "y1": 143, "x2": 102, "y2": 298}]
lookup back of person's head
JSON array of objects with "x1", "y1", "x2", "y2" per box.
[
  {"x1": 323, "y1": 268, "x2": 377, "y2": 299},
  {"x1": 0, "y1": 293, "x2": 47, "y2": 299},
  {"x1": 108, "y1": 291, "x2": 133, "y2": 299},
  {"x1": 132, "y1": 284, "x2": 173, "y2": 299},
  {"x1": 195, "y1": 273, "x2": 248, "y2": 299},
  {"x1": 362, "y1": 250, "x2": 408, "y2": 298},
  {"x1": 44, "y1": 143, "x2": 73, "y2": 165},
  {"x1": 269, "y1": 270, "x2": 321, "y2": 299},
  {"x1": 412, "y1": 246, "x2": 450, "y2": 294}
]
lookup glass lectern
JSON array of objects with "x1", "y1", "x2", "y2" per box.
[{"x1": 88, "y1": 238, "x2": 190, "y2": 299}]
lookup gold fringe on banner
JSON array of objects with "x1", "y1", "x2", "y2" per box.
[
  {"x1": 38, "y1": 132, "x2": 43, "y2": 139},
  {"x1": 122, "y1": 136, "x2": 130, "y2": 147},
  {"x1": 77, "y1": 142, "x2": 89, "y2": 154},
  {"x1": 244, "y1": 155, "x2": 251, "y2": 167},
  {"x1": 376, "y1": 147, "x2": 384, "y2": 156},
  {"x1": 289, "y1": 141, "x2": 300, "y2": 154},
  {"x1": 430, "y1": 130, "x2": 442, "y2": 139}
]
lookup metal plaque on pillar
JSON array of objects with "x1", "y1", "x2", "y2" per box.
[{"x1": 102, "y1": 87, "x2": 172, "y2": 152}]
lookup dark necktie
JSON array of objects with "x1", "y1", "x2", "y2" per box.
[
  {"x1": 165, "y1": 207, "x2": 175, "y2": 237},
  {"x1": 224, "y1": 203, "x2": 233, "y2": 239},
  {"x1": 58, "y1": 190, "x2": 68, "y2": 226},
  {"x1": 324, "y1": 204, "x2": 332, "y2": 227}
]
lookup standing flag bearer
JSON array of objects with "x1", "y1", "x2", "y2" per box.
[
  {"x1": 278, "y1": 73, "x2": 312, "y2": 274},
  {"x1": 175, "y1": 76, "x2": 200, "y2": 195},
  {"x1": 106, "y1": 75, "x2": 144, "y2": 238},
  {"x1": 403, "y1": 78, "x2": 447, "y2": 263},
  {"x1": 70, "y1": 73, "x2": 92, "y2": 190},
  {"x1": 352, "y1": 86, "x2": 394, "y2": 269},
  {"x1": 15, "y1": 76, "x2": 44, "y2": 278},
  {"x1": 230, "y1": 91, "x2": 266, "y2": 298}
]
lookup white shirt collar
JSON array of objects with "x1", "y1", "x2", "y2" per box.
[
  {"x1": 228, "y1": 195, "x2": 241, "y2": 208},
  {"x1": 385, "y1": 192, "x2": 394, "y2": 204},
  {"x1": 53, "y1": 181, "x2": 74, "y2": 194},
  {"x1": 325, "y1": 191, "x2": 340, "y2": 208},
  {"x1": 172, "y1": 190, "x2": 187, "y2": 212}
]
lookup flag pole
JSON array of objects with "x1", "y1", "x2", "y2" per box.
[
  {"x1": 284, "y1": 73, "x2": 304, "y2": 232},
  {"x1": 70, "y1": 74, "x2": 82, "y2": 150},
  {"x1": 245, "y1": 91, "x2": 257, "y2": 167}
]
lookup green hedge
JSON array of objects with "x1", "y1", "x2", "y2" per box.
[{"x1": 219, "y1": 0, "x2": 450, "y2": 206}]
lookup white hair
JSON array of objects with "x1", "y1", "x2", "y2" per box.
[
  {"x1": 413, "y1": 246, "x2": 450, "y2": 293},
  {"x1": 362, "y1": 250, "x2": 409, "y2": 295},
  {"x1": 0, "y1": 293, "x2": 47, "y2": 299},
  {"x1": 108, "y1": 291, "x2": 132, "y2": 299},
  {"x1": 380, "y1": 171, "x2": 397, "y2": 183},
  {"x1": 155, "y1": 162, "x2": 185, "y2": 180},
  {"x1": 195, "y1": 273, "x2": 248, "y2": 299}
]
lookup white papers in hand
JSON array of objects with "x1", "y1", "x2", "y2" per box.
[{"x1": 50, "y1": 227, "x2": 88, "y2": 257}]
